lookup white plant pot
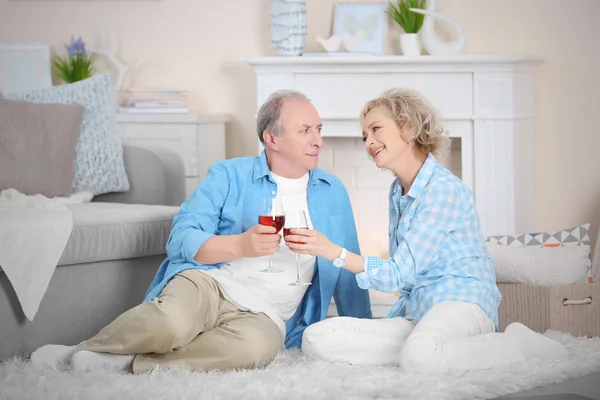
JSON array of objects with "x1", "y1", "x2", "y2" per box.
[{"x1": 400, "y1": 33, "x2": 422, "y2": 56}]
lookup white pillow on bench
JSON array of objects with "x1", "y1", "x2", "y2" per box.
[{"x1": 485, "y1": 223, "x2": 592, "y2": 286}]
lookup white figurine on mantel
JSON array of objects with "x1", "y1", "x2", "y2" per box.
[
  {"x1": 410, "y1": 0, "x2": 465, "y2": 57},
  {"x1": 91, "y1": 29, "x2": 140, "y2": 90},
  {"x1": 316, "y1": 30, "x2": 364, "y2": 53}
]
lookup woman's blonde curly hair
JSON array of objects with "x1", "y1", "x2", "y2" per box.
[{"x1": 360, "y1": 88, "x2": 451, "y2": 160}]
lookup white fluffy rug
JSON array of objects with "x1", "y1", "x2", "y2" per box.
[{"x1": 1, "y1": 331, "x2": 599, "y2": 400}]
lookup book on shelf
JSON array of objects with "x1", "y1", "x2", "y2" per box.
[
  {"x1": 118, "y1": 87, "x2": 190, "y2": 114},
  {"x1": 118, "y1": 106, "x2": 189, "y2": 114}
]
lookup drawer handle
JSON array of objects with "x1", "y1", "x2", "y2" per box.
[{"x1": 562, "y1": 297, "x2": 593, "y2": 306}]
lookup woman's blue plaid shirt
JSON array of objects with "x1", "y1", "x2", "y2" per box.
[{"x1": 356, "y1": 154, "x2": 502, "y2": 329}]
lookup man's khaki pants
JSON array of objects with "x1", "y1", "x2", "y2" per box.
[{"x1": 75, "y1": 269, "x2": 283, "y2": 374}]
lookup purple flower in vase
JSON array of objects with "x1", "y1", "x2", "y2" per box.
[
  {"x1": 54, "y1": 35, "x2": 95, "y2": 83},
  {"x1": 66, "y1": 36, "x2": 87, "y2": 57}
]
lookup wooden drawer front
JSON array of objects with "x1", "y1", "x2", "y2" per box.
[
  {"x1": 294, "y1": 72, "x2": 473, "y2": 119},
  {"x1": 120, "y1": 123, "x2": 198, "y2": 177}
]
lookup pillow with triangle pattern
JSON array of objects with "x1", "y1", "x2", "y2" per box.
[
  {"x1": 485, "y1": 223, "x2": 592, "y2": 285},
  {"x1": 485, "y1": 223, "x2": 591, "y2": 248}
]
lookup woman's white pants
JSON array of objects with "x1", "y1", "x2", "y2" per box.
[{"x1": 301, "y1": 301, "x2": 568, "y2": 374}]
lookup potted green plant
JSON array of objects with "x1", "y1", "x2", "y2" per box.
[
  {"x1": 387, "y1": 0, "x2": 427, "y2": 56},
  {"x1": 53, "y1": 36, "x2": 95, "y2": 84}
]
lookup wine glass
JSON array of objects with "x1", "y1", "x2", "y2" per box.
[
  {"x1": 258, "y1": 197, "x2": 285, "y2": 273},
  {"x1": 284, "y1": 210, "x2": 312, "y2": 286}
]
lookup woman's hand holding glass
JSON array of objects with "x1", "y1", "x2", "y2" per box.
[{"x1": 284, "y1": 226, "x2": 340, "y2": 262}]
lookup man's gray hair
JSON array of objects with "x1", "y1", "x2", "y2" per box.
[{"x1": 256, "y1": 89, "x2": 311, "y2": 143}]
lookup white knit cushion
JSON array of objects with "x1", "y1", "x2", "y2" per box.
[{"x1": 7, "y1": 73, "x2": 129, "y2": 195}]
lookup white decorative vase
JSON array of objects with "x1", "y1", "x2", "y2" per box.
[
  {"x1": 270, "y1": 0, "x2": 307, "y2": 56},
  {"x1": 409, "y1": 0, "x2": 466, "y2": 56},
  {"x1": 399, "y1": 33, "x2": 422, "y2": 56}
]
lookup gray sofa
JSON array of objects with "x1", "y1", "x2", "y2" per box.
[{"x1": 0, "y1": 144, "x2": 187, "y2": 360}]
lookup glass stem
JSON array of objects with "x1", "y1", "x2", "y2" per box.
[{"x1": 295, "y1": 253, "x2": 300, "y2": 282}]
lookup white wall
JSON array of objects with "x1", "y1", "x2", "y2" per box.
[{"x1": 1, "y1": 0, "x2": 599, "y2": 248}]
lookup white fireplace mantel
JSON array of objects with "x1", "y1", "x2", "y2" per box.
[
  {"x1": 243, "y1": 54, "x2": 542, "y2": 69},
  {"x1": 243, "y1": 55, "x2": 544, "y2": 237}
]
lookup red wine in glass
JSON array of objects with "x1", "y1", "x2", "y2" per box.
[
  {"x1": 259, "y1": 215, "x2": 285, "y2": 233},
  {"x1": 258, "y1": 197, "x2": 284, "y2": 273},
  {"x1": 283, "y1": 228, "x2": 302, "y2": 244}
]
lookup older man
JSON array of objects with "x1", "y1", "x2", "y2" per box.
[{"x1": 31, "y1": 89, "x2": 371, "y2": 373}]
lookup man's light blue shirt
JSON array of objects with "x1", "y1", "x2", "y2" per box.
[
  {"x1": 144, "y1": 151, "x2": 372, "y2": 348},
  {"x1": 357, "y1": 154, "x2": 502, "y2": 329}
]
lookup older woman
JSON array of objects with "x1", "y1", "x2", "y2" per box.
[{"x1": 285, "y1": 88, "x2": 568, "y2": 373}]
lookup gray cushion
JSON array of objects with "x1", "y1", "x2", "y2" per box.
[
  {"x1": 59, "y1": 203, "x2": 179, "y2": 266},
  {"x1": 0, "y1": 98, "x2": 84, "y2": 197},
  {"x1": 93, "y1": 144, "x2": 187, "y2": 207},
  {"x1": 7, "y1": 73, "x2": 130, "y2": 196}
]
